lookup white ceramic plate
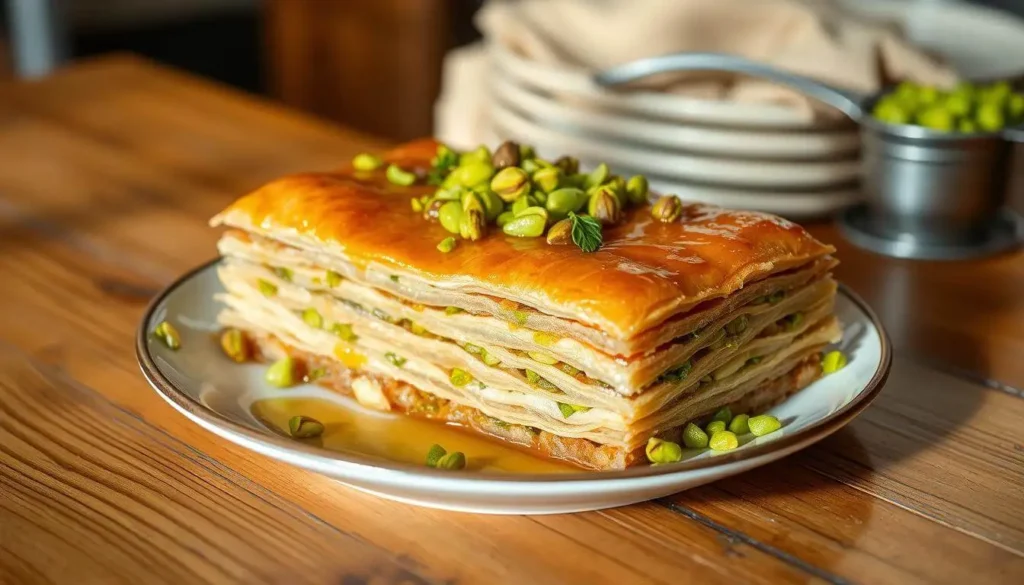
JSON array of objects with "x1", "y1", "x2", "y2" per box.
[
  {"x1": 138, "y1": 260, "x2": 890, "y2": 514},
  {"x1": 489, "y1": 76, "x2": 862, "y2": 160},
  {"x1": 488, "y1": 103, "x2": 861, "y2": 189}
]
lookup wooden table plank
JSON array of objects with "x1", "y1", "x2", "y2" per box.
[{"x1": 2, "y1": 55, "x2": 1023, "y2": 584}]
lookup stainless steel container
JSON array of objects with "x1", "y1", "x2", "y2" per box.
[{"x1": 595, "y1": 53, "x2": 1024, "y2": 259}]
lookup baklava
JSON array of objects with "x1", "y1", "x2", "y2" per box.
[{"x1": 210, "y1": 139, "x2": 841, "y2": 470}]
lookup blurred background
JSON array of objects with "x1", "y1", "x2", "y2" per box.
[{"x1": 2, "y1": 0, "x2": 1022, "y2": 221}]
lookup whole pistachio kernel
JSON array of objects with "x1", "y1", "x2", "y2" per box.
[
  {"x1": 729, "y1": 414, "x2": 751, "y2": 435},
  {"x1": 490, "y1": 166, "x2": 531, "y2": 202},
  {"x1": 705, "y1": 420, "x2": 727, "y2": 435},
  {"x1": 446, "y1": 161, "x2": 494, "y2": 188},
  {"x1": 436, "y1": 451, "x2": 467, "y2": 470},
  {"x1": 626, "y1": 175, "x2": 649, "y2": 205},
  {"x1": 265, "y1": 356, "x2": 298, "y2": 388},
  {"x1": 220, "y1": 328, "x2": 249, "y2": 363},
  {"x1": 545, "y1": 187, "x2": 585, "y2": 217},
  {"x1": 821, "y1": 350, "x2": 847, "y2": 375},
  {"x1": 491, "y1": 140, "x2": 521, "y2": 170},
  {"x1": 502, "y1": 214, "x2": 546, "y2": 238},
  {"x1": 519, "y1": 143, "x2": 535, "y2": 160},
  {"x1": 438, "y1": 200, "x2": 464, "y2": 234},
  {"x1": 532, "y1": 166, "x2": 563, "y2": 194},
  {"x1": 511, "y1": 194, "x2": 534, "y2": 216},
  {"x1": 645, "y1": 437, "x2": 683, "y2": 465},
  {"x1": 584, "y1": 162, "x2": 610, "y2": 189},
  {"x1": 351, "y1": 153, "x2": 383, "y2": 171},
  {"x1": 546, "y1": 218, "x2": 572, "y2": 245},
  {"x1": 437, "y1": 236, "x2": 457, "y2": 253},
  {"x1": 460, "y1": 145, "x2": 491, "y2": 166},
  {"x1": 449, "y1": 368, "x2": 473, "y2": 387},
  {"x1": 682, "y1": 422, "x2": 710, "y2": 449},
  {"x1": 459, "y1": 208, "x2": 487, "y2": 241},
  {"x1": 587, "y1": 186, "x2": 622, "y2": 224},
  {"x1": 302, "y1": 308, "x2": 323, "y2": 329},
  {"x1": 385, "y1": 164, "x2": 417, "y2": 186},
  {"x1": 748, "y1": 414, "x2": 782, "y2": 437},
  {"x1": 288, "y1": 415, "x2": 325, "y2": 438},
  {"x1": 476, "y1": 188, "x2": 505, "y2": 221},
  {"x1": 153, "y1": 321, "x2": 181, "y2": 350},
  {"x1": 425, "y1": 443, "x2": 447, "y2": 467},
  {"x1": 709, "y1": 430, "x2": 739, "y2": 451},
  {"x1": 651, "y1": 195, "x2": 683, "y2": 222}
]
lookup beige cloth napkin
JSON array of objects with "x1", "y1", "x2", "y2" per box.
[{"x1": 436, "y1": 0, "x2": 958, "y2": 146}]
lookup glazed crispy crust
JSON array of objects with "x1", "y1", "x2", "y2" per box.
[
  {"x1": 245, "y1": 330, "x2": 823, "y2": 470},
  {"x1": 210, "y1": 139, "x2": 835, "y2": 340}
]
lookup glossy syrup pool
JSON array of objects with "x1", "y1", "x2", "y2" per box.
[{"x1": 250, "y1": 395, "x2": 575, "y2": 474}]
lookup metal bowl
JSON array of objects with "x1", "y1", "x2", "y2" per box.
[{"x1": 595, "y1": 52, "x2": 1024, "y2": 258}]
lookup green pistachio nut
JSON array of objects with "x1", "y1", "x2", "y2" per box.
[
  {"x1": 821, "y1": 350, "x2": 847, "y2": 374},
  {"x1": 265, "y1": 357, "x2": 298, "y2": 388},
  {"x1": 626, "y1": 175, "x2": 649, "y2": 206},
  {"x1": 532, "y1": 189, "x2": 548, "y2": 205},
  {"x1": 587, "y1": 186, "x2": 622, "y2": 224},
  {"x1": 459, "y1": 208, "x2": 487, "y2": 241},
  {"x1": 476, "y1": 187, "x2": 505, "y2": 221},
  {"x1": 437, "y1": 237, "x2": 457, "y2": 253},
  {"x1": 491, "y1": 140, "x2": 521, "y2": 170},
  {"x1": 425, "y1": 444, "x2": 447, "y2": 467},
  {"x1": 518, "y1": 143, "x2": 535, "y2": 160},
  {"x1": 459, "y1": 145, "x2": 491, "y2": 166},
  {"x1": 449, "y1": 368, "x2": 473, "y2": 387},
  {"x1": 709, "y1": 430, "x2": 739, "y2": 451},
  {"x1": 511, "y1": 193, "x2": 538, "y2": 216},
  {"x1": 545, "y1": 187, "x2": 584, "y2": 216},
  {"x1": 220, "y1": 328, "x2": 249, "y2": 363},
  {"x1": 748, "y1": 414, "x2": 782, "y2": 437},
  {"x1": 645, "y1": 437, "x2": 683, "y2": 464},
  {"x1": 302, "y1": 308, "x2": 324, "y2": 329},
  {"x1": 977, "y1": 101, "x2": 1005, "y2": 132},
  {"x1": 496, "y1": 210, "x2": 515, "y2": 228},
  {"x1": 705, "y1": 420, "x2": 726, "y2": 435},
  {"x1": 325, "y1": 270, "x2": 342, "y2": 288},
  {"x1": 153, "y1": 320, "x2": 181, "y2": 350},
  {"x1": 490, "y1": 166, "x2": 531, "y2": 202},
  {"x1": 651, "y1": 195, "x2": 683, "y2": 222},
  {"x1": 917, "y1": 107, "x2": 954, "y2": 131},
  {"x1": 728, "y1": 414, "x2": 751, "y2": 435},
  {"x1": 583, "y1": 162, "x2": 609, "y2": 189},
  {"x1": 436, "y1": 451, "x2": 467, "y2": 470},
  {"x1": 503, "y1": 214, "x2": 547, "y2": 238},
  {"x1": 446, "y1": 161, "x2": 494, "y2": 188},
  {"x1": 546, "y1": 218, "x2": 572, "y2": 245},
  {"x1": 438, "y1": 200, "x2": 465, "y2": 234},
  {"x1": 682, "y1": 422, "x2": 709, "y2": 449},
  {"x1": 352, "y1": 153, "x2": 383, "y2": 171},
  {"x1": 288, "y1": 415, "x2": 324, "y2": 438},
  {"x1": 386, "y1": 164, "x2": 416, "y2": 186},
  {"x1": 711, "y1": 407, "x2": 732, "y2": 424},
  {"x1": 725, "y1": 314, "x2": 748, "y2": 335},
  {"x1": 532, "y1": 167, "x2": 561, "y2": 194}
]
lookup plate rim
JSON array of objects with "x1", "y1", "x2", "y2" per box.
[{"x1": 137, "y1": 258, "x2": 892, "y2": 484}]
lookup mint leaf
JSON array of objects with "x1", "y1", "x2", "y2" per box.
[{"x1": 568, "y1": 211, "x2": 602, "y2": 253}]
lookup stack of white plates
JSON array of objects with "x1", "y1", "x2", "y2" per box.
[
  {"x1": 479, "y1": 43, "x2": 862, "y2": 219},
  {"x1": 453, "y1": 1, "x2": 1024, "y2": 219}
]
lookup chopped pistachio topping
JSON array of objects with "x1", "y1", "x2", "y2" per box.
[
  {"x1": 746, "y1": 356, "x2": 764, "y2": 366},
  {"x1": 302, "y1": 308, "x2": 323, "y2": 329},
  {"x1": 384, "y1": 352, "x2": 407, "y2": 368},
  {"x1": 511, "y1": 310, "x2": 529, "y2": 325},
  {"x1": 288, "y1": 415, "x2": 325, "y2": 438},
  {"x1": 409, "y1": 322, "x2": 428, "y2": 336},
  {"x1": 326, "y1": 270, "x2": 343, "y2": 288},
  {"x1": 645, "y1": 438, "x2": 683, "y2": 464},
  {"x1": 273, "y1": 267, "x2": 293, "y2": 282},
  {"x1": 782, "y1": 312, "x2": 804, "y2": 332},
  {"x1": 304, "y1": 367, "x2": 327, "y2": 382},
  {"x1": 527, "y1": 351, "x2": 558, "y2": 365},
  {"x1": 331, "y1": 323, "x2": 357, "y2": 342},
  {"x1": 436, "y1": 451, "x2": 467, "y2": 470},
  {"x1": 444, "y1": 305, "x2": 463, "y2": 315},
  {"x1": 386, "y1": 163, "x2": 416, "y2": 186},
  {"x1": 557, "y1": 363, "x2": 580, "y2": 377},
  {"x1": 725, "y1": 314, "x2": 749, "y2": 336},
  {"x1": 481, "y1": 349, "x2": 501, "y2": 367},
  {"x1": 658, "y1": 360, "x2": 692, "y2": 383},
  {"x1": 557, "y1": 402, "x2": 590, "y2": 418},
  {"x1": 389, "y1": 275, "x2": 400, "y2": 283},
  {"x1": 532, "y1": 332, "x2": 559, "y2": 346},
  {"x1": 371, "y1": 308, "x2": 392, "y2": 323},
  {"x1": 219, "y1": 328, "x2": 249, "y2": 363},
  {"x1": 437, "y1": 237, "x2": 457, "y2": 253},
  {"x1": 768, "y1": 290, "x2": 786, "y2": 304},
  {"x1": 524, "y1": 369, "x2": 542, "y2": 384},
  {"x1": 258, "y1": 279, "x2": 278, "y2": 297},
  {"x1": 462, "y1": 343, "x2": 484, "y2": 355},
  {"x1": 265, "y1": 357, "x2": 298, "y2": 388},
  {"x1": 425, "y1": 444, "x2": 447, "y2": 467},
  {"x1": 153, "y1": 321, "x2": 181, "y2": 350},
  {"x1": 449, "y1": 368, "x2": 473, "y2": 387},
  {"x1": 352, "y1": 153, "x2": 383, "y2": 171}
]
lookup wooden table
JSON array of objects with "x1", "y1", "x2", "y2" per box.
[{"x1": 1, "y1": 56, "x2": 1023, "y2": 585}]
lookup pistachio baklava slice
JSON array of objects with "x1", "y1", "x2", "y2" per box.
[{"x1": 209, "y1": 138, "x2": 841, "y2": 470}]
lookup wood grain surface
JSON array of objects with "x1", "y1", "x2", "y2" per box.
[{"x1": 1, "y1": 56, "x2": 1023, "y2": 585}]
